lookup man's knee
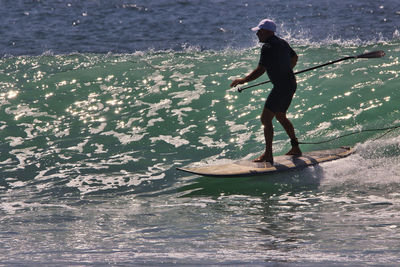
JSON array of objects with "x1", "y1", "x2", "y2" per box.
[
  {"x1": 261, "y1": 109, "x2": 275, "y2": 125},
  {"x1": 275, "y1": 112, "x2": 287, "y2": 123}
]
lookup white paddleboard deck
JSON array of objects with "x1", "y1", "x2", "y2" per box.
[{"x1": 177, "y1": 146, "x2": 354, "y2": 177}]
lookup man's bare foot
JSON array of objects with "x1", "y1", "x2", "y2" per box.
[
  {"x1": 285, "y1": 146, "x2": 302, "y2": 156},
  {"x1": 253, "y1": 153, "x2": 273, "y2": 164}
]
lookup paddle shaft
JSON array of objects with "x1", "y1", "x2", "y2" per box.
[{"x1": 237, "y1": 50, "x2": 384, "y2": 93}]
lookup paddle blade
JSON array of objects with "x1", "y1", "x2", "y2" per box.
[{"x1": 356, "y1": 50, "x2": 385, "y2": 59}]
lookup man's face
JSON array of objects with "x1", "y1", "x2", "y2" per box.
[{"x1": 256, "y1": 29, "x2": 273, "y2": 43}]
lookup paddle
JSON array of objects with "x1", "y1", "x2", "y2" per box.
[{"x1": 237, "y1": 50, "x2": 385, "y2": 93}]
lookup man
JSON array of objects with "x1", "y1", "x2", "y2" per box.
[{"x1": 230, "y1": 19, "x2": 301, "y2": 164}]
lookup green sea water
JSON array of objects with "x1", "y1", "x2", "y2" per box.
[
  {"x1": 1, "y1": 41, "x2": 398, "y2": 194},
  {"x1": 1, "y1": 41, "x2": 400, "y2": 265}
]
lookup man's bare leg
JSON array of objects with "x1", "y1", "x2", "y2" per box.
[
  {"x1": 275, "y1": 112, "x2": 302, "y2": 155},
  {"x1": 253, "y1": 108, "x2": 275, "y2": 163}
]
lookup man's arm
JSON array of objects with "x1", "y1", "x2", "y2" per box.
[
  {"x1": 230, "y1": 64, "x2": 266, "y2": 88},
  {"x1": 290, "y1": 54, "x2": 298, "y2": 69}
]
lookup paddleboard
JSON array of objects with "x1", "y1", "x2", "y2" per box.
[{"x1": 177, "y1": 146, "x2": 354, "y2": 177}]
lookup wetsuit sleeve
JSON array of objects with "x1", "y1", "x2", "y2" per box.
[
  {"x1": 258, "y1": 44, "x2": 270, "y2": 67},
  {"x1": 289, "y1": 45, "x2": 297, "y2": 58}
]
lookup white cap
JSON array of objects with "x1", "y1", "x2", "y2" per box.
[{"x1": 251, "y1": 19, "x2": 276, "y2": 32}]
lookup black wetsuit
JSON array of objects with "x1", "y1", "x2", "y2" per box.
[{"x1": 258, "y1": 35, "x2": 297, "y2": 113}]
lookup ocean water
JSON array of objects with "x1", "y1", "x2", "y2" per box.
[{"x1": 1, "y1": 0, "x2": 400, "y2": 266}]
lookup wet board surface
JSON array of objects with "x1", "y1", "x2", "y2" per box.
[{"x1": 177, "y1": 146, "x2": 354, "y2": 177}]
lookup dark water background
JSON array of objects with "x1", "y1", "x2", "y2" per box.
[{"x1": 1, "y1": 0, "x2": 399, "y2": 55}]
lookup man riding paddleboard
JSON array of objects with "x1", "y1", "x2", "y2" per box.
[{"x1": 230, "y1": 19, "x2": 302, "y2": 164}]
